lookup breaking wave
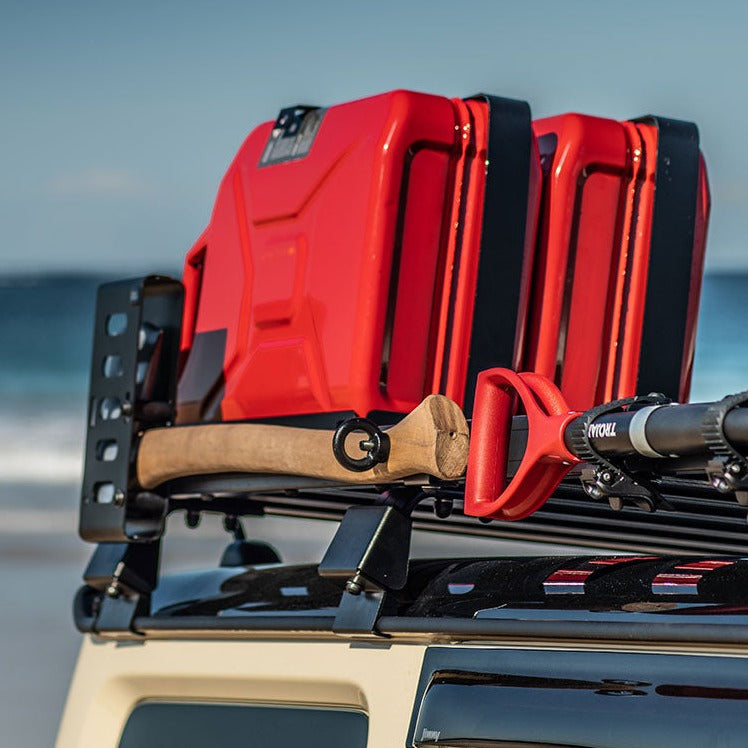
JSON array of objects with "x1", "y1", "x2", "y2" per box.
[{"x1": 0, "y1": 400, "x2": 85, "y2": 484}]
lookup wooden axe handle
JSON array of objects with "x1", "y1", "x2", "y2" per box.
[{"x1": 137, "y1": 394, "x2": 469, "y2": 489}]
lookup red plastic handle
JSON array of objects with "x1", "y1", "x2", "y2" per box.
[{"x1": 465, "y1": 368, "x2": 581, "y2": 521}]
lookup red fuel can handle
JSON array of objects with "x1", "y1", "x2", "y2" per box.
[{"x1": 465, "y1": 368, "x2": 580, "y2": 521}]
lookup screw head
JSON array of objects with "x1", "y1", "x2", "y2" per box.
[
  {"x1": 345, "y1": 580, "x2": 363, "y2": 596},
  {"x1": 585, "y1": 484, "x2": 604, "y2": 500},
  {"x1": 713, "y1": 477, "x2": 730, "y2": 492}
]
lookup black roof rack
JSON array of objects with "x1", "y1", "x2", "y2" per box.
[
  {"x1": 75, "y1": 555, "x2": 748, "y2": 645},
  {"x1": 77, "y1": 276, "x2": 748, "y2": 638}
]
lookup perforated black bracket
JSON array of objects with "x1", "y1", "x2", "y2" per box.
[{"x1": 80, "y1": 276, "x2": 183, "y2": 543}]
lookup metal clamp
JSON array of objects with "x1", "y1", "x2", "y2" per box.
[{"x1": 568, "y1": 394, "x2": 671, "y2": 513}]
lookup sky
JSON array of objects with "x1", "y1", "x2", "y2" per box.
[{"x1": 3, "y1": 0, "x2": 748, "y2": 274}]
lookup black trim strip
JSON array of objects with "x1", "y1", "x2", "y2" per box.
[
  {"x1": 633, "y1": 116, "x2": 700, "y2": 400},
  {"x1": 463, "y1": 95, "x2": 534, "y2": 415},
  {"x1": 78, "y1": 613, "x2": 748, "y2": 646},
  {"x1": 378, "y1": 616, "x2": 748, "y2": 644},
  {"x1": 139, "y1": 615, "x2": 336, "y2": 632}
]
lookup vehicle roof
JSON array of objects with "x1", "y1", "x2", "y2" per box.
[{"x1": 76, "y1": 554, "x2": 748, "y2": 645}]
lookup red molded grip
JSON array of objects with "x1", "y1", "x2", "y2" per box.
[{"x1": 465, "y1": 369, "x2": 581, "y2": 521}]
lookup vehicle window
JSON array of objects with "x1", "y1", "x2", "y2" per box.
[
  {"x1": 118, "y1": 702, "x2": 368, "y2": 748},
  {"x1": 411, "y1": 649, "x2": 748, "y2": 748}
]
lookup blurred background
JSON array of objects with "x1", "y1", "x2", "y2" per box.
[{"x1": 3, "y1": 1, "x2": 748, "y2": 744}]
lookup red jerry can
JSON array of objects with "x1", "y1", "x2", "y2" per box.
[
  {"x1": 177, "y1": 90, "x2": 540, "y2": 424},
  {"x1": 525, "y1": 113, "x2": 709, "y2": 410}
]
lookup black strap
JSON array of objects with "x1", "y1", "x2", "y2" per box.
[
  {"x1": 633, "y1": 116, "x2": 701, "y2": 401},
  {"x1": 462, "y1": 94, "x2": 533, "y2": 416}
]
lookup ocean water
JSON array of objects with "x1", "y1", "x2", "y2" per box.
[
  {"x1": 0, "y1": 273, "x2": 746, "y2": 490},
  {"x1": 0, "y1": 275, "x2": 103, "y2": 486}
]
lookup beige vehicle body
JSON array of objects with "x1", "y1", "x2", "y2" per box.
[
  {"x1": 58, "y1": 636, "x2": 424, "y2": 747},
  {"x1": 57, "y1": 577, "x2": 748, "y2": 748}
]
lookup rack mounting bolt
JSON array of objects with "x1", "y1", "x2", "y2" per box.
[
  {"x1": 712, "y1": 477, "x2": 729, "y2": 492},
  {"x1": 345, "y1": 573, "x2": 366, "y2": 596}
]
